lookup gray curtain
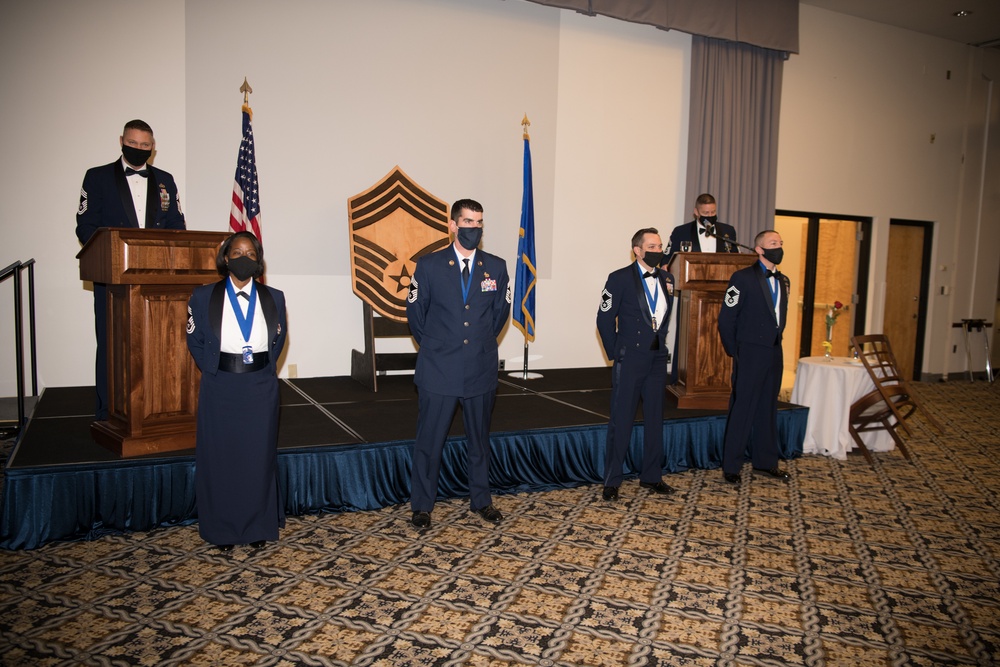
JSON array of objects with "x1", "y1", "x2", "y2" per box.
[
  {"x1": 685, "y1": 35, "x2": 785, "y2": 246},
  {"x1": 523, "y1": 0, "x2": 799, "y2": 53}
]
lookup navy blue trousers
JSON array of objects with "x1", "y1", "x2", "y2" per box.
[
  {"x1": 722, "y1": 341, "x2": 783, "y2": 474},
  {"x1": 410, "y1": 388, "x2": 496, "y2": 513},
  {"x1": 604, "y1": 348, "x2": 669, "y2": 488},
  {"x1": 93, "y1": 286, "x2": 108, "y2": 421}
]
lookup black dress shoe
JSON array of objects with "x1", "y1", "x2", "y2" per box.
[
  {"x1": 249, "y1": 540, "x2": 266, "y2": 549},
  {"x1": 474, "y1": 505, "x2": 503, "y2": 523},
  {"x1": 411, "y1": 511, "x2": 431, "y2": 529},
  {"x1": 217, "y1": 544, "x2": 234, "y2": 552},
  {"x1": 756, "y1": 467, "x2": 790, "y2": 481},
  {"x1": 723, "y1": 473, "x2": 741, "y2": 484},
  {"x1": 602, "y1": 486, "x2": 619, "y2": 501},
  {"x1": 639, "y1": 481, "x2": 676, "y2": 495}
]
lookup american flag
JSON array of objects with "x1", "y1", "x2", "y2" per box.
[{"x1": 229, "y1": 106, "x2": 262, "y2": 238}]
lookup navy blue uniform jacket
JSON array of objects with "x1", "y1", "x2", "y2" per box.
[
  {"x1": 718, "y1": 262, "x2": 789, "y2": 356},
  {"x1": 186, "y1": 280, "x2": 287, "y2": 376},
  {"x1": 665, "y1": 220, "x2": 739, "y2": 267},
  {"x1": 597, "y1": 264, "x2": 675, "y2": 360},
  {"x1": 76, "y1": 159, "x2": 185, "y2": 244},
  {"x1": 406, "y1": 247, "x2": 511, "y2": 398}
]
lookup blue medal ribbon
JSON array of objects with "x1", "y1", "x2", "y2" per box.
[
  {"x1": 225, "y1": 279, "x2": 257, "y2": 344},
  {"x1": 638, "y1": 264, "x2": 659, "y2": 325},
  {"x1": 761, "y1": 262, "x2": 779, "y2": 307}
]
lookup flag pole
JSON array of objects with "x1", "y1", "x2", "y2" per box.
[
  {"x1": 517, "y1": 340, "x2": 541, "y2": 380},
  {"x1": 509, "y1": 114, "x2": 542, "y2": 380}
]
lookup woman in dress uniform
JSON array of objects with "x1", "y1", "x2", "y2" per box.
[{"x1": 186, "y1": 231, "x2": 287, "y2": 551}]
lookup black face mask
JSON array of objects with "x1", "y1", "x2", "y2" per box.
[
  {"x1": 457, "y1": 226, "x2": 483, "y2": 251},
  {"x1": 699, "y1": 215, "x2": 718, "y2": 226},
  {"x1": 642, "y1": 251, "x2": 665, "y2": 268},
  {"x1": 761, "y1": 247, "x2": 784, "y2": 265},
  {"x1": 122, "y1": 144, "x2": 152, "y2": 167},
  {"x1": 228, "y1": 255, "x2": 259, "y2": 281}
]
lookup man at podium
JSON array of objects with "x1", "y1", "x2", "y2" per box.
[
  {"x1": 664, "y1": 192, "x2": 741, "y2": 384},
  {"x1": 75, "y1": 119, "x2": 186, "y2": 420},
  {"x1": 664, "y1": 193, "x2": 740, "y2": 267}
]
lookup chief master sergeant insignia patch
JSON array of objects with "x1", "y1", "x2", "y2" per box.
[
  {"x1": 600, "y1": 288, "x2": 613, "y2": 312},
  {"x1": 724, "y1": 285, "x2": 740, "y2": 307},
  {"x1": 407, "y1": 278, "x2": 419, "y2": 303}
]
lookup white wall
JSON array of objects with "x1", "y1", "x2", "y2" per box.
[
  {"x1": 0, "y1": 0, "x2": 187, "y2": 397},
  {"x1": 1, "y1": 0, "x2": 997, "y2": 397},
  {"x1": 779, "y1": 5, "x2": 1000, "y2": 377}
]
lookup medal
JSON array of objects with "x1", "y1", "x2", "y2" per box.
[
  {"x1": 226, "y1": 280, "x2": 258, "y2": 363},
  {"x1": 638, "y1": 264, "x2": 659, "y2": 332}
]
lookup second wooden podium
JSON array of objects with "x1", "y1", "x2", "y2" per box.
[
  {"x1": 667, "y1": 252, "x2": 757, "y2": 409},
  {"x1": 78, "y1": 228, "x2": 230, "y2": 457}
]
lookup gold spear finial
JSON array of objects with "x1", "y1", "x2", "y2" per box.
[
  {"x1": 522, "y1": 113, "x2": 531, "y2": 140},
  {"x1": 240, "y1": 78, "x2": 253, "y2": 118},
  {"x1": 240, "y1": 78, "x2": 253, "y2": 104}
]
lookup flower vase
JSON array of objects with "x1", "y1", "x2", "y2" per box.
[{"x1": 825, "y1": 324, "x2": 833, "y2": 360}]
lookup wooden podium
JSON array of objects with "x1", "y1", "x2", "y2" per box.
[
  {"x1": 78, "y1": 228, "x2": 230, "y2": 457},
  {"x1": 667, "y1": 252, "x2": 757, "y2": 409}
]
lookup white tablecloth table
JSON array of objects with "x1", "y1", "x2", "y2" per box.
[{"x1": 790, "y1": 356, "x2": 895, "y2": 460}]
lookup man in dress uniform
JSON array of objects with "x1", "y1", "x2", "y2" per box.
[
  {"x1": 406, "y1": 199, "x2": 511, "y2": 529},
  {"x1": 717, "y1": 229, "x2": 791, "y2": 485},
  {"x1": 596, "y1": 228, "x2": 677, "y2": 502},
  {"x1": 75, "y1": 119, "x2": 185, "y2": 420},
  {"x1": 664, "y1": 193, "x2": 740, "y2": 267},
  {"x1": 664, "y1": 193, "x2": 740, "y2": 384}
]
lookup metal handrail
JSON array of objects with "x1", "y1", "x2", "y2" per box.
[{"x1": 1, "y1": 258, "x2": 38, "y2": 434}]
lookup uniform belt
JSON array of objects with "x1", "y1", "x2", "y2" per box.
[{"x1": 219, "y1": 351, "x2": 269, "y2": 373}]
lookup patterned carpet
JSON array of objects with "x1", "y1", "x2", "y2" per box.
[{"x1": 0, "y1": 381, "x2": 998, "y2": 666}]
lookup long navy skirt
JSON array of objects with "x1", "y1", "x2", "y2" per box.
[{"x1": 195, "y1": 367, "x2": 284, "y2": 545}]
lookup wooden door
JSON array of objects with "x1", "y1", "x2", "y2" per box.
[{"x1": 884, "y1": 222, "x2": 931, "y2": 380}]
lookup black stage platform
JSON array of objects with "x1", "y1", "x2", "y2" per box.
[{"x1": 1, "y1": 368, "x2": 807, "y2": 549}]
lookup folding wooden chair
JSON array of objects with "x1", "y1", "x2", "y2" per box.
[
  {"x1": 848, "y1": 334, "x2": 944, "y2": 461},
  {"x1": 848, "y1": 386, "x2": 915, "y2": 464}
]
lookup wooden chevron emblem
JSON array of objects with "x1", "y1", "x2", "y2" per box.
[{"x1": 348, "y1": 166, "x2": 450, "y2": 321}]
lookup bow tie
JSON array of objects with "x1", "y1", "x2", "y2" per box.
[
  {"x1": 765, "y1": 270, "x2": 779, "y2": 279},
  {"x1": 642, "y1": 271, "x2": 656, "y2": 279},
  {"x1": 699, "y1": 226, "x2": 711, "y2": 236},
  {"x1": 125, "y1": 167, "x2": 149, "y2": 178}
]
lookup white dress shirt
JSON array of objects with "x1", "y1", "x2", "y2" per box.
[
  {"x1": 122, "y1": 157, "x2": 147, "y2": 225},
  {"x1": 221, "y1": 278, "x2": 269, "y2": 353}
]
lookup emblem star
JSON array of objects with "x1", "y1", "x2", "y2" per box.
[{"x1": 389, "y1": 264, "x2": 413, "y2": 293}]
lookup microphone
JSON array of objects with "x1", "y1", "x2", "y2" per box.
[{"x1": 702, "y1": 225, "x2": 755, "y2": 253}]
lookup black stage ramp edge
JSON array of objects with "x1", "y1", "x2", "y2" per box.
[{"x1": 285, "y1": 373, "x2": 617, "y2": 445}]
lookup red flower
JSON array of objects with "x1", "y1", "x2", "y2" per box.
[{"x1": 833, "y1": 301, "x2": 843, "y2": 310}]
